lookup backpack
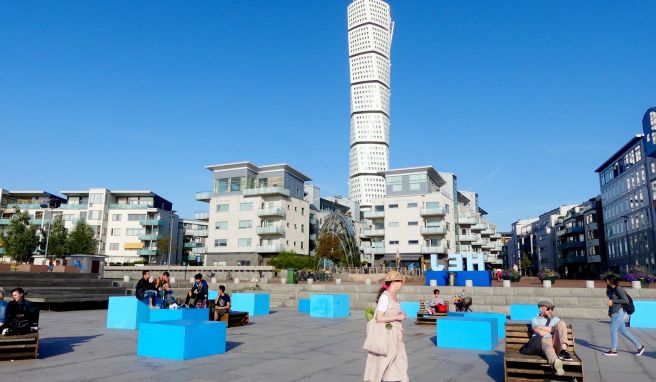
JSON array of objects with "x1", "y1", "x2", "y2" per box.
[
  {"x1": 520, "y1": 318, "x2": 550, "y2": 356},
  {"x1": 613, "y1": 288, "x2": 635, "y2": 315}
]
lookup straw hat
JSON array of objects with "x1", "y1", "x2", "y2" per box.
[{"x1": 384, "y1": 270, "x2": 405, "y2": 282}]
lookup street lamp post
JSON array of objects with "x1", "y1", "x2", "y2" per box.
[
  {"x1": 40, "y1": 203, "x2": 53, "y2": 268},
  {"x1": 167, "y1": 210, "x2": 176, "y2": 271},
  {"x1": 622, "y1": 215, "x2": 631, "y2": 272}
]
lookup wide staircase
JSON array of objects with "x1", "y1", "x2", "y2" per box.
[{"x1": 0, "y1": 272, "x2": 125, "y2": 309}]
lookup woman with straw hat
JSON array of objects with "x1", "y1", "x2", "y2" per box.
[{"x1": 364, "y1": 270, "x2": 409, "y2": 382}]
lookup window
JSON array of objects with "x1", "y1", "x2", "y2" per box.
[
  {"x1": 301, "y1": 224, "x2": 305, "y2": 233},
  {"x1": 238, "y1": 220, "x2": 252, "y2": 229},
  {"x1": 90, "y1": 194, "x2": 103, "y2": 204},
  {"x1": 388, "y1": 204, "x2": 398, "y2": 209},
  {"x1": 215, "y1": 221, "x2": 228, "y2": 230},
  {"x1": 111, "y1": 228, "x2": 121, "y2": 236},
  {"x1": 389, "y1": 240, "x2": 399, "y2": 245},
  {"x1": 62, "y1": 214, "x2": 75, "y2": 221},
  {"x1": 109, "y1": 243, "x2": 119, "y2": 250},
  {"x1": 301, "y1": 241, "x2": 304, "y2": 249},
  {"x1": 215, "y1": 239, "x2": 227, "y2": 247},
  {"x1": 407, "y1": 202, "x2": 418, "y2": 208},
  {"x1": 88, "y1": 210, "x2": 102, "y2": 220},
  {"x1": 301, "y1": 207, "x2": 305, "y2": 216},
  {"x1": 240, "y1": 202, "x2": 253, "y2": 211},
  {"x1": 388, "y1": 221, "x2": 399, "y2": 227},
  {"x1": 238, "y1": 238, "x2": 251, "y2": 247},
  {"x1": 408, "y1": 240, "x2": 419, "y2": 245},
  {"x1": 128, "y1": 214, "x2": 146, "y2": 221},
  {"x1": 111, "y1": 214, "x2": 121, "y2": 221},
  {"x1": 216, "y1": 204, "x2": 229, "y2": 212},
  {"x1": 230, "y1": 177, "x2": 241, "y2": 192},
  {"x1": 408, "y1": 221, "x2": 418, "y2": 226},
  {"x1": 425, "y1": 202, "x2": 439, "y2": 209},
  {"x1": 126, "y1": 228, "x2": 142, "y2": 236}
]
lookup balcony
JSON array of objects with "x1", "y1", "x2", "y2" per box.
[
  {"x1": 256, "y1": 244, "x2": 286, "y2": 253},
  {"x1": 140, "y1": 219, "x2": 164, "y2": 226},
  {"x1": 361, "y1": 246, "x2": 385, "y2": 254},
  {"x1": 109, "y1": 203, "x2": 154, "y2": 209},
  {"x1": 457, "y1": 216, "x2": 477, "y2": 225},
  {"x1": 362, "y1": 228, "x2": 385, "y2": 237},
  {"x1": 420, "y1": 226, "x2": 447, "y2": 235},
  {"x1": 30, "y1": 218, "x2": 51, "y2": 225},
  {"x1": 257, "y1": 208, "x2": 286, "y2": 217},
  {"x1": 363, "y1": 210, "x2": 385, "y2": 219},
  {"x1": 558, "y1": 226, "x2": 585, "y2": 236},
  {"x1": 458, "y1": 234, "x2": 478, "y2": 242},
  {"x1": 421, "y1": 245, "x2": 446, "y2": 254},
  {"x1": 490, "y1": 233, "x2": 501, "y2": 239},
  {"x1": 481, "y1": 229, "x2": 495, "y2": 235},
  {"x1": 137, "y1": 249, "x2": 159, "y2": 256},
  {"x1": 59, "y1": 204, "x2": 88, "y2": 210},
  {"x1": 472, "y1": 240, "x2": 485, "y2": 246},
  {"x1": 186, "y1": 229, "x2": 208, "y2": 237},
  {"x1": 194, "y1": 211, "x2": 209, "y2": 220},
  {"x1": 191, "y1": 247, "x2": 207, "y2": 254},
  {"x1": 243, "y1": 187, "x2": 290, "y2": 197},
  {"x1": 195, "y1": 192, "x2": 213, "y2": 202},
  {"x1": 559, "y1": 241, "x2": 586, "y2": 250},
  {"x1": 6, "y1": 203, "x2": 44, "y2": 209},
  {"x1": 0, "y1": 219, "x2": 11, "y2": 225},
  {"x1": 0, "y1": 248, "x2": 4, "y2": 255},
  {"x1": 256, "y1": 226, "x2": 285, "y2": 235},
  {"x1": 420, "y1": 207, "x2": 446, "y2": 216},
  {"x1": 184, "y1": 242, "x2": 204, "y2": 248},
  {"x1": 471, "y1": 223, "x2": 488, "y2": 231},
  {"x1": 139, "y1": 234, "x2": 161, "y2": 241}
]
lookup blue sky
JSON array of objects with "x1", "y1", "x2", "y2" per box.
[{"x1": 1, "y1": 0, "x2": 654, "y2": 231}]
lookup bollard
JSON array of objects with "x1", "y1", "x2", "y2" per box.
[
  {"x1": 365, "y1": 278, "x2": 371, "y2": 285},
  {"x1": 281, "y1": 278, "x2": 287, "y2": 284},
  {"x1": 543, "y1": 280, "x2": 552, "y2": 288},
  {"x1": 631, "y1": 280, "x2": 642, "y2": 289},
  {"x1": 335, "y1": 279, "x2": 342, "y2": 285},
  {"x1": 123, "y1": 275, "x2": 131, "y2": 283},
  {"x1": 234, "y1": 278, "x2": 240, "y2": 284},
  {"x1": 307, "y1": 278, "x2": 314, "y2": 285},
  {"x1": 429, "y1": 279, "x2": 438, "y2": 287},
  {"x1": 585, "y1": 280, "x2": 595, "y2": 289},
  {"x1": 169, "y1": 276, "x2": 176, "y2": 284},
  {"x1": 465, "y1": 280, "x2": 473, "y2": 287},
  {"x1": 503, "y1": 280, "x2": 511, "y2": 288},
  {"x1": 211, "y1": 277, "x2": 217, "y2": 284}
]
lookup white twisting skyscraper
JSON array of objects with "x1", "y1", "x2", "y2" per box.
[{"x1": 347, "y1": 0, "x2": 393, "y2": 208}]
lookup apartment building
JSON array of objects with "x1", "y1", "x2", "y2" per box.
[
  {"x1": 177, "y1": 219, "x2": 208, "y2": 265},
  {"x1": 0, "y1": 188, "x2": 179, "y2": 264},
  {"x1": 508, "y1": 218, "x2": 539, "y2": 273},
  {"x1": 197, "y1": 162, "x2": 311, "y2": 266},
  {"x1": 456, "y1": 191, "x2": 504, "y2": 266},
  {"x1": 596, "y1": 134, "x2": 656, "y2": 272}
]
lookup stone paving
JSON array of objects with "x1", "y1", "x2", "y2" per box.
[{"x1": 2, "y1": 309, "x2": 656, "y2": 382}]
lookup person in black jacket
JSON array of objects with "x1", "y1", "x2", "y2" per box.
[
  {"x1": 602, "y1": 274, "x2": 645, "y2": 356},
  {"x1": 184, "y1": 273, "x2": 208, "y2": 308},
  {"x1": 135, "y1": 270, "x2": 157, "y2": 308},
  {"x1": 1, "y1": 288, "x2": 37, "y2": 336}
]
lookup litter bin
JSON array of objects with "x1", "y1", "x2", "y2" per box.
[
  {"x1": 448, "y1": 271, "x2": 456, "y2": 286},
  {"x1": 287, "y1": 268, "x2": 298, "y2": 284}
]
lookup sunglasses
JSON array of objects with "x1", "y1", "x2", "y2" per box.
[{"x1": 543, "y1": 307, "x2": 554, "y2": 311}]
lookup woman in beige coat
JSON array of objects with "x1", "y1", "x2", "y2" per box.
[{"x1": 364, "y1": 271, "x2": 409, "y2": 382}]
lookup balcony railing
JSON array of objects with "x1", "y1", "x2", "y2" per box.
[
  {"x1": 6, "y1": 203, "x2": 44, "y2": 209},
  {"x1": 109, "y1": 203, "x2": 155, "y2": 209},
  {"x1": 59, "y1": 204, "x2": 88, "y2": 210},
  {"x1": 191, "y1": 247, "x2": 207, "y2": 254},
  {"x1": 0, "y1": 248, "x2": 4, "y2": 255},
  {"x1": 471, "y1": 223, "x2": 488, "y2": 231},
  {"x1": 420, "y1": 226, "x2": 446, "y2": 235},
  {"x1": 186, "y1": 229, "x2": 208, "y2": 237},
  {"x1": 140, "y1": 219, "x2": 164, "y2": 226},
  {"x1": 137, "y1": 249, "x2": 159, "y2": 256},
  {"x1": 243, "y1": 187, "x2": 290, "y2": 197},
  {"x1": 139, "y1": 234, "x2": 161, "y2": 241},
  {"x1": 256, "y1": 244, "x2": 286, "y2": 253},
  {"x1": 256, "y1": 226, "x2": 285, "y2": 235},
  {"x1": 360, "y1": 246, "x2": 385, "y2": 254},
  {"x1": 195, "y1": 192, "x2": 213, "y2": 202},
  {"x1": 193, "y1": 211, "x2": 209, "y2": 220},
  {"x1": 256, "y1": 208, "x2": 286, "y2": 217},
  {"x1": 421, "y1": 245, "x2": 446, "y2": 254},
  {"x1": 458, "y1": 234, "x2": 478, "y2": 242},
  {"x1": 184, "y1": 242, "x2": 204, "y2": 248},
  {"x1": 0, "y1": 219, "x2": 11, "y2": 225},
  {"x1": 363, "y1": 211, "x2": 385, "y2": 219},
  {"x1": 559, "y1": 241, "x2": 586, "y2": 250},
  {"x1": 481, "y1": 229, "x2": 495, "y2": 235},
  {"x1": 30, "y1": 219, "x2": 52, "y2": 225},
  {"x1": 457, "y1": 216, "x2": 477, "y2": 225},
  {"x1": 420, "y1": 207, "x2": 446, "y2": 216},
  {"x1": 362, "y1": 228, "x2": 385, "y2": 237},
  {"x1": 558, "y1": 226, "x2": 585, "y2": 236}
]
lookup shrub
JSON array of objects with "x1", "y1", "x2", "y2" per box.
[{"x1": 537, "y1": 268, "x2": 560, "y2": 280}]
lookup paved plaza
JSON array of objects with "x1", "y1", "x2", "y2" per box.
[{"x1": 2, "y1": 309, "x2": 656, "y2": 382}]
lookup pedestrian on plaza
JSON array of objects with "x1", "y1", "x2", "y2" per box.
[
  {"x1": 602, "y1": 274, "x2": 645, "y2": 356},
  {"x1": 527, "y1": 300, "x2": 572, "y2": 376},
  {"x1": 364, "y1": 270, "x2": 409, "y2": 382},
  {"x1": 135, "y1": 270, "x2": 158, "y2": 309}
]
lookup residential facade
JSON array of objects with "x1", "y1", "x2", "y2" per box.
[
  {"x1": 177, "y1": 219, "x2": 208, "y2": 265},
  {"x1": 456, "y1": 191, "x2": 504, "y2": 267},
  {"x1": 198, "y1": 162, "x2": 312, "y2": 266}
]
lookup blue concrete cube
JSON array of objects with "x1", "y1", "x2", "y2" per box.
[
  {"x1": 510, "y1": 304, "x2": 538, "y2": 321},
  {"x1": 298, "y1": 298, "x2": 310, "y2": 314},
  {"x1": 137, "y1": 320, "x2": 227, "y2": 360},
  {"x1": 150, "y1": 308, "x2": 209, "y2": 323},
  {"x1": 107, "y1": 296, "x2": 151, "y2": 330},
  {"x1": 448, "y1": 312, "x2": 507, "y2": 338},
  {"x1": 208, "y1": 290, "x2": 218, "y2": 301},
  {"x1": 231, "y1": 293, "x2": 270, "y2": 316},
  {"x1": 400, "y1": 301, "x2": 420, "y2": 317},
  {"x1": 631, "y1": 300, "x2": 656, "y2": 328},
  {"x1": 310, "y1": 294, "x2": 350, "y2": 318},
  {"x1": 437, "y1": 317, "x2": 498, "y2": 351}
]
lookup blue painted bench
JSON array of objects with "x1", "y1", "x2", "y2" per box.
[
  {"x1": 137, "y1": 320, "x2": 227, "y2": 360},
  {"x1": 298, "y1": 298, "x2": 310, "y2": 314},
  {"x1": 106, "y1": 296, "x2": 150, "y2": 330},
  {"x1": 231, "y1": 293, "x2": 270, "y2": 316},
  {"x1": 400, "y1": 301, "x2": 420, "y2": 317},
  {"x1": 510, "y1": 304, "x2": 538, "y2": 321},
  {"x1": 447, "y1": 312, "x2": 507, "y2": 338},
  {"x1": 310, "y1": 294, "x2": 350, "y2": 318},
  {"x1": 631, "y1": 300, "x2": 656, "y2": 328},
  {"x1": 149, "y1": 308, "x2": 209, "y2": 323},
  {"x1": 437, "y1": 317, "x2": 498, "y2": 351}
]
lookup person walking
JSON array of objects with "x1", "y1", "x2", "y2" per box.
[
  {"x1": 602, "y1": 274, "x2": 645, "y2": 356},
  {"x1": 364, "y1": 270, "x2": 409, "y2": 382}
]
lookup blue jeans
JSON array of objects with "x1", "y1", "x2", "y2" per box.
[
  {"x1": 610, "y1": 309, "x2": 641, "y2": 351},
  {"x1": 140, "y1": 290, "x2": 157, "y2": 306}
]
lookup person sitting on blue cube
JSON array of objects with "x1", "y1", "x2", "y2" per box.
[
  {"x1": 184, "y1": 273, "x2": 208, "y2": 308},
  {"x1": 213, "y1": 285, "x2": 231, "y2": 321},
  {"x1": 155, "y1": 271, "x2": 174, "y2": 309},
  {"x1": 135, "y1": 270, "x2": 158, "y2": 309}
]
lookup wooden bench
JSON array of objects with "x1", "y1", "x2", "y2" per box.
[
  {"x1": 209, "y1": 302, "x2": 249, "y2": 328},
  {"x1": 415, "y1": 300, "x2": 448, "y2": 325},
  {"x1": 0, "y1": 308, "x2": 39, "y2": 360},
  {"x1": 505, "y1": 322, "x2": 584, "y2": 382}
]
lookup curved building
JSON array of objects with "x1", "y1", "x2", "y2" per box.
[{"x1": 347, "y1": 0, "x2": 393, "y2": 208}]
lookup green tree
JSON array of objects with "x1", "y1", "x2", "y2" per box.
[
  {"x1": 157, "y1": 236, "x2": 171, "y2": 255},
  {"x1": 315, "y1": 233, "x2": 344, "y2": 264},
  {"x1": 66, "y1": 219, "x2": 98, "y2": 254},
  {"x1": 47, "y1": 215, "x2": 68, "y2": 259},
  {"x1": 269, "y1": 252, "x2": 317, "y2": 270},
  {"x1": 2, "y1": 211, "x2": 39, "y2": 263},
  {"x1": 520, "y1": 255, "x2": 532, "y2": 276}
]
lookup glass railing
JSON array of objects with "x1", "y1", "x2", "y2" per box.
[
  {"x1": 256, "y1": 226, "x2": 285, "y2": 235},
  {"x1": 186, "y1": 229, "x2": 208, "y2": 237},
  {"x1": 363, "y1": 211, "x2": 385, "y2": 219},
  {"x1": 139, "y1": 219, "x2": 164, "y2": 226},
  {"x1": 184, "y1": 242, "x2": 203, "y2": 248},
  {"x1": 195, "y1": 192, "x2": 213, "y2": 201},
  {"x1": 193, "y1": 211, "x2": 209, "y2": 220},
  {"x1": 139, "y1": 234, "x2": 161, "y2": 241},
  {"x1": 59, "y1": 204, "x2": 88, "y2": 210},
  {"x1": 243, "y1": 187, "x2": 290, "y2": 197},
  {"x1": 30, "y1": 218, "x2": 52, "y2": 225},
  {"x1": 420, "y1": 227, "x2": 446, "y2": 235},
  {"x1": 421, "y1": 245, "x2": 446, "y2": 254},
  {"x1": 363, "y1": 229, "x2": 385, "y2": 236},
  {"x1": 6, "y1": 203, "x2": 44, "y2": 209},
  {"x1": 0, "y1": 219, "x2": 11, "y2": 225},
  {"x1": 255, "y1": 244, "x2": 285, "y2": 253},
  {"x1": 458, "y1": 234, "x2": 478, "y2": 241},
  {"x1": 109, "y1": 204, "x2": 154, "y2": 209},
  {"x1": 421, "y1": 207, "x2": 446, "y2": 216},
  {"x1": 137, "y1": 249, "x2": 159, "y2": 256},
  {"x1": 256, "y1": 208, "x2": 285, "y2": 217},
  {"x1": 360, "y1": 246, "x2": 385, "y2": 254},
  {"x1": 191, "y1": 247, "x2": 207, "y2": 254}
]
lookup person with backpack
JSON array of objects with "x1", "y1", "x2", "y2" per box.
[{"x1": 602, "y1": 274, "x2": 645, "y2": 356}]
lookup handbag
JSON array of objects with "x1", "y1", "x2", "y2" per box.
[
  {"x1": 520, "y1": 318, "x2": 550, "y2": 355},
  {"x1": 363, "y1": 310, "x2": 389, "y2": 356}
]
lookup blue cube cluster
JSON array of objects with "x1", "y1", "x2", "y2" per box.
[
  {"x1": 149, "y1": 308, "x2": 209, "y2": 323},
  {"x1": 437, "y1": 317, "x2": 498, "y2": 351},
  {"x1": 310, "y1": 294, "x2": 350, "y2": 318},
  {"x1": 400, "y1": 301, "x2": 420, "y2": 317},
  {"x1": 137, "y1": 320, "x2": 227, "y2": 360},
  {"x1": 106, "y1": 296, "x2": 151, "y2": 330},
  {"x1": 447, "y1": 312, "x2": 507, "y2": 338},
  {"x1": 231, "y1": 293, "x2": 270, "y2": 316},
  {"x1": 631, "y1": 300, "x2": 656, "y2": 328},
  {"x1": 510, "y1": 304, "x2": 538, "y2": 321},
  {"x1": 298, "y1": 298, "x2": 310, "y2": 314}
]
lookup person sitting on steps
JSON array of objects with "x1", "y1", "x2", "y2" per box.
[
  {"x1": 1, "y1": 288, "x2": 37, "y2": 336},
  {"x1": 213, "y1": 285, "x2": 231, "y2": 321},
  {"x1": 531, "y1": 300, "x2": 572, "y2": 376},
  {"x1": 135, "y1": 270, "x2": 158, "y2": 309},
  {"x1": 426, "y1": 289, "x2": 446, "y2": 315},
  {"x1": 184, "y1": 273, "x2": 208, "y2": 308},
  {"x1": 155, "y1": 271, "x2": 174, "y2": 308}
]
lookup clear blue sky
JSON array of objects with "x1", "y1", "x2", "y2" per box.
[{"x1": 1, "y1": 1, "x2": 655, "y2": 231}]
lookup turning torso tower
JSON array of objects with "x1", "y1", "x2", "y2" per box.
[{"x1": 347, "y1": 0, "x2": 393, "y2": 209}]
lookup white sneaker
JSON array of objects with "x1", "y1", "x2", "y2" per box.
[
  {"x1": 553, "y1": 359, "x2": 565, "y2": 376},
  {"x1": 1, "y1": 328, "x2": 9, "y2": 336}
]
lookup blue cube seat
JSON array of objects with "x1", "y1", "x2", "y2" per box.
[
  {"x1": 631, "y1": 300, "x2": 656, "y2": 328},
  {"x1": 231, "y1": 293, "x2": 270, "y2": 316},
  {"x1": 400, "y1": 301, "x2": 420, "y2": 317},
  {"x1": 149, "y1": 308, "x2": 209, "y2": 323},
  {"x1": 310, "y1": 294, "x2": 350, "y2": 318},
  {"x1": 138, "y1": 320, "x2": 227, "y2": 360},
  {"x1": 208, "y1": 290, "x2": 218, "y2": 301},
  {"x1": 298, "y1": 298, "x2": 310, "y2": 314},
  {"x1": 437, "y1": 317, "x2": 498, "y2": 351},
  {"x1": 510, "y1": 304, "x2": 538, "y2": 321},
  {"x1": 107, "y1": 296, "x2": 150, "y2": 330},
  {"x1": 447, "y1": 312, "x2": 507, "y2": 338}
]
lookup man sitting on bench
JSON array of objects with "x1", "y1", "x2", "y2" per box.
[
  {"x1": 135, "y1": 270, "x2": 158, "y2": 309},
  {"x1": 213, "y1": 285, "x2": 231, "y2": 321},
  {"x1": 1, "y1": 288, "x2": 37, "y2": 336},
  {"x1": 184, "y1": 273, "x2": 208, "y2": 308},
  {"x1": 530, "y1": 300, "x2": 573, "y2": 376}
]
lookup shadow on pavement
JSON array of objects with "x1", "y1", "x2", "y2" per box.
[
  {"x1": 37, "y1": 335, "x2": 102, "y2": 358},
  {"x1": 226, "y1": 341, "x2": 244, "y2": 352},
  {"x1": 479, "y1": 351, "x2": 504, "y2": 382}
]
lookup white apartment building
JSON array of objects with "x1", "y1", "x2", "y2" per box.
[
  {"x1": 177, "y1": 219, "x2": 208, "y2": 265},
  {"x1": 197, "y1": 162, "x2": 311, "y2": 266},
  {"x1": 347, "y1": 0, "x2": 393, "y2": 208},
  {"x1": 0, "y1": 188, "x2": 179, "y2": 264},
  {"x1": 456, "y1": 191, "x2": 504, "y2": 266}
]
